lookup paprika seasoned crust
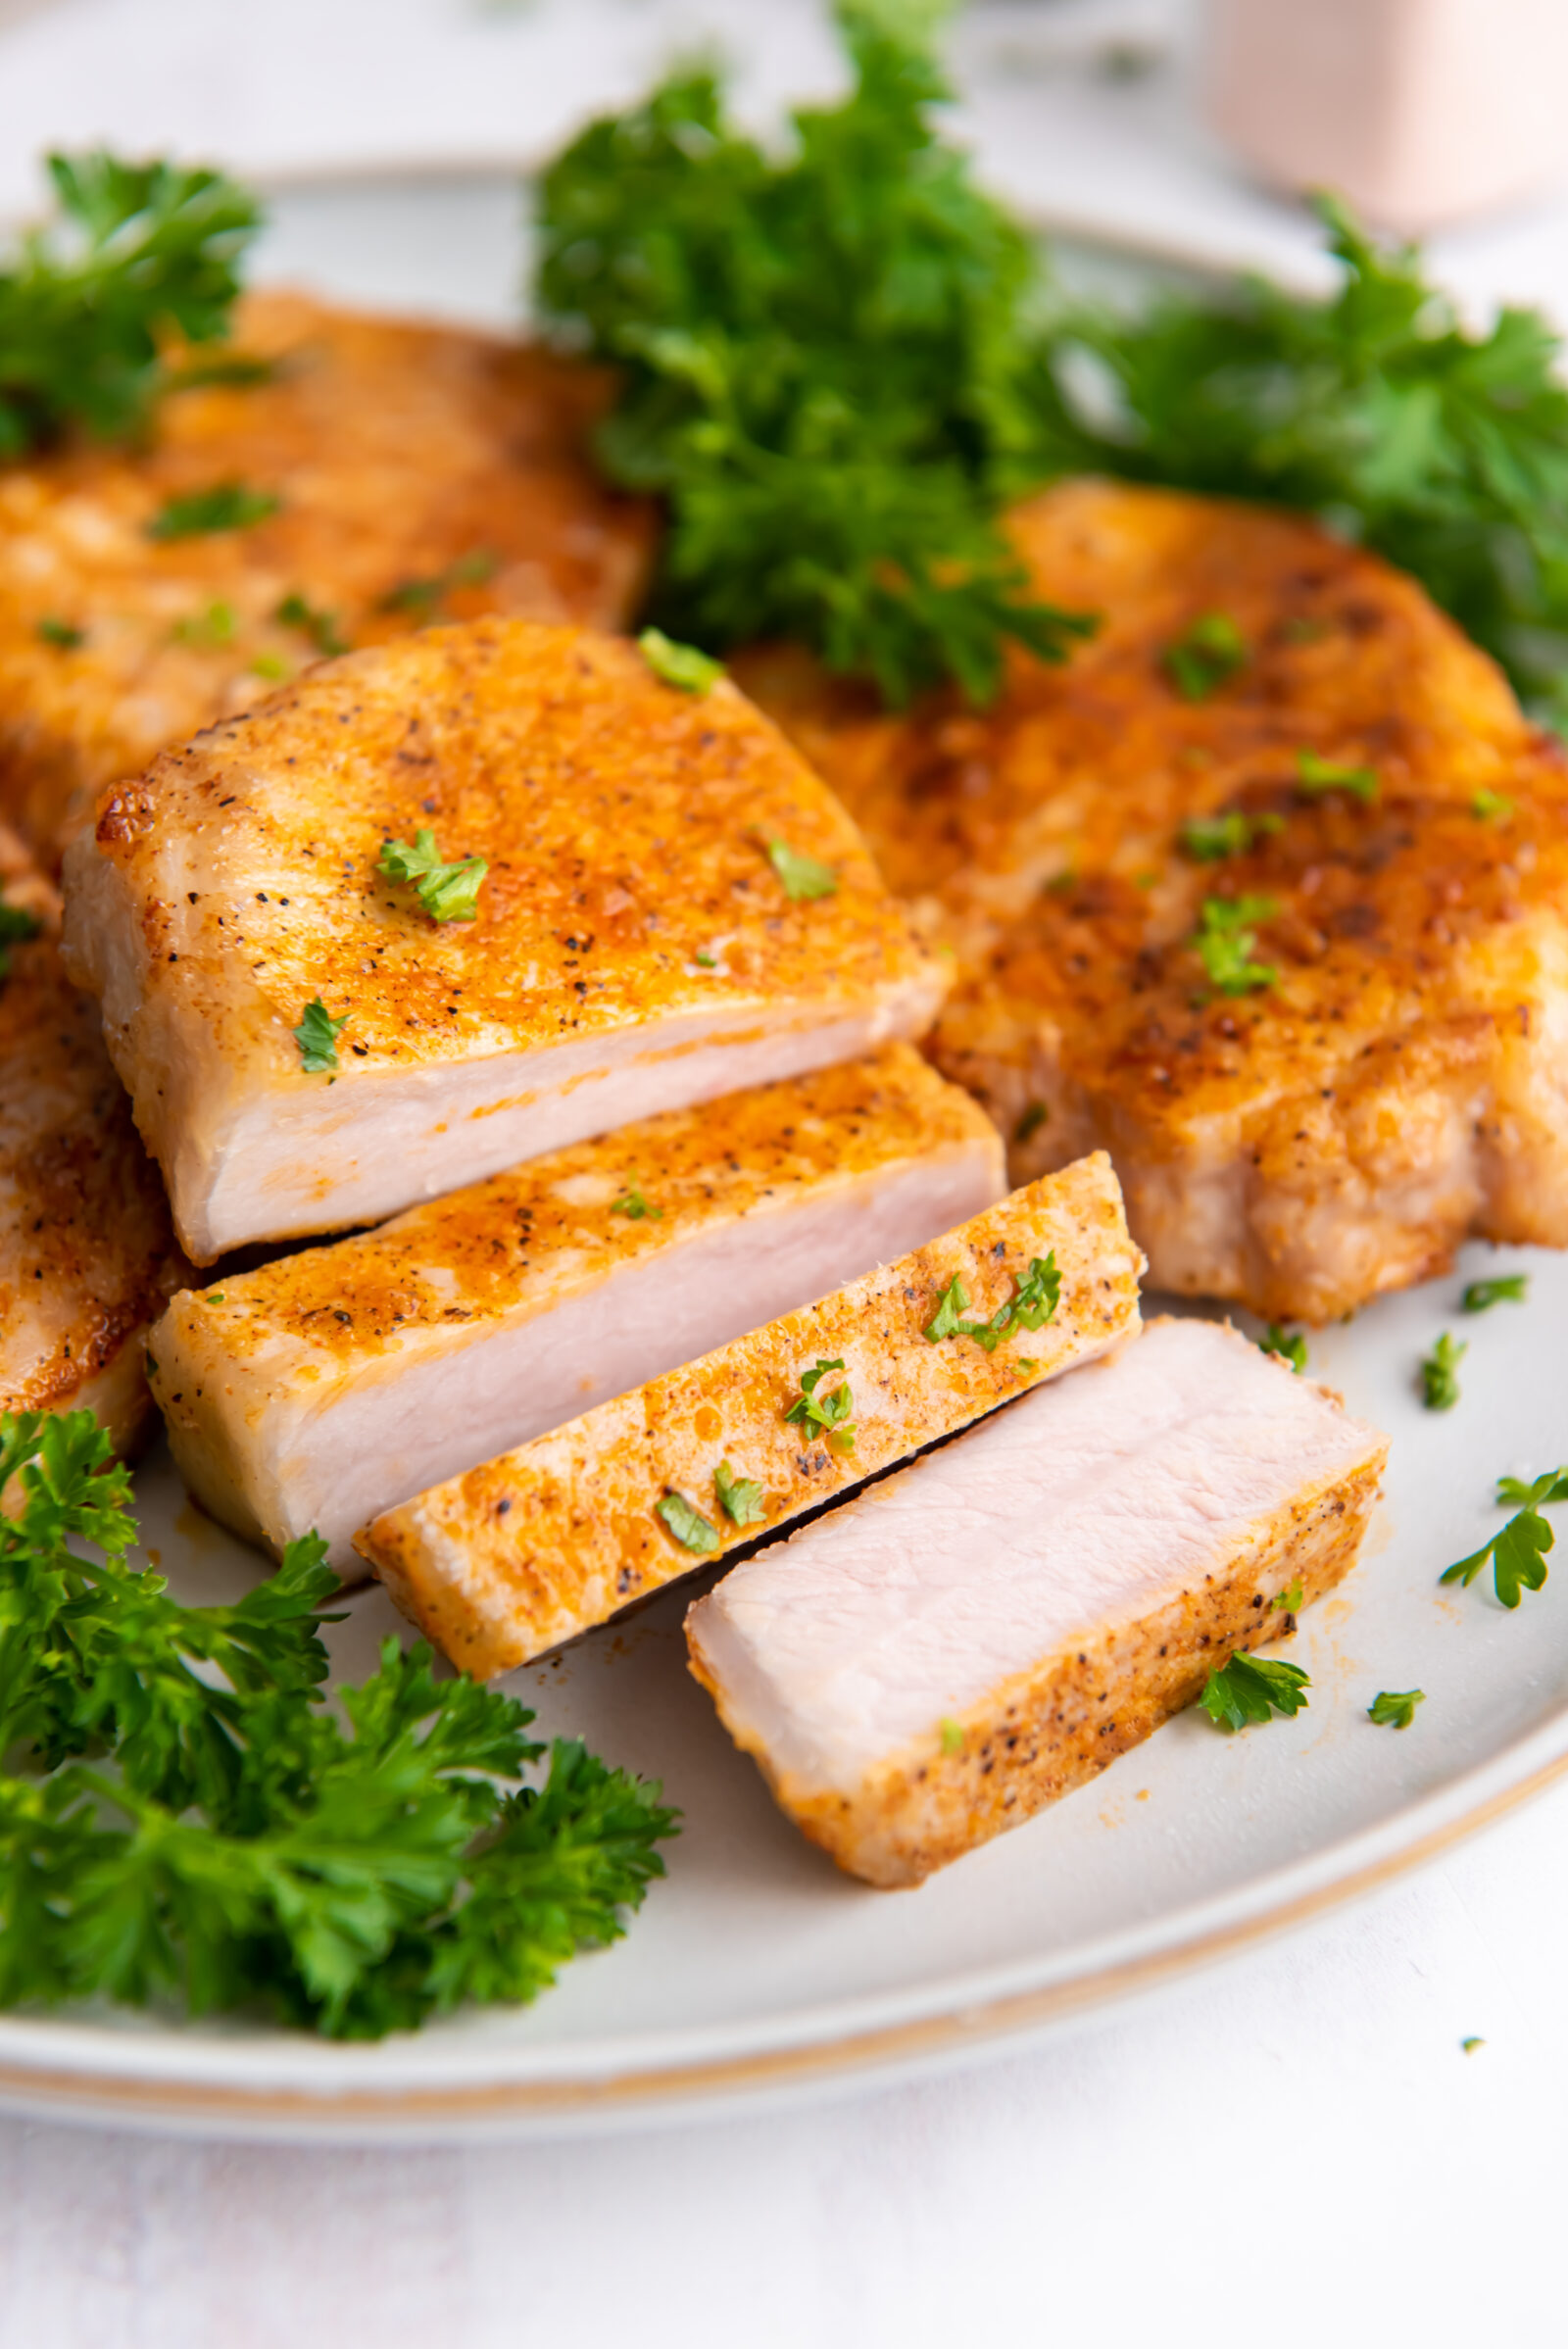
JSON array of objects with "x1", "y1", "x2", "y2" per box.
[
  {"x1": 357, "y1": 1151, "x2": 1144, "y2": 1677},
  {"x1": 61, "y1": 618, "x2": 947, "y2": 1262},
  {"x1": 151, "y1": 1046, "x2": 1003, "y2": 1576},
  {"x1": 0, "y1": 289, "x2": 654, "y2": 868},
  {"x1": 687, "y1": 1318, "x2": 1387, "y2": 1889},
  {"x1": 737, "y1": 478, "x2": 1568, "y2": 1324},
  {"x1": 0, "y1": 824, "x2": 187, "y2": 1456}
]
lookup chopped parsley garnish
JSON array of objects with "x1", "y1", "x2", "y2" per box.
[
  {"x1": 35, "y1": 615, "x2": 83, "y2": 649},
  {"x1": 1013, "y1": 1101, "x2": 1049, "y2": 1144},
  {"x1": 1161, "y1": 612, "x2": 1247, "y2": 701},
  {"x1": 378, "y1": 830, "x2": 488, "y2": 924},
  {"x1": 1471, "y1": 789, "x2": 1514, "y2": 821},
  {"x1": 1461, "y1": 2036, "x2": 1485, "y2": 2053},
  {"x1": 1179, "y1": 809, "x2": 1283, "y2": 862},
  {"x1": 939, "y1": 1719, "x2": 965, "y2": 1757},
  {"x1": 293, "y1": 998, "x2": 346, "y2": 1073},
  {"x1": 172, "y1": 598, "x2": 235, "y2": 648},
  {"x1": 1442, "y1": 1467, "x2": 1568, "y2": 1606},
  {"x1": 1259, "y1": 1324, "x2": 1307, "y2": 1373},
  {"x1": 1274, "y1": 1580, "x2": 1304, "y2": 1612},
  {"x1": 1192, "y1": 895, "x2": 1279, "y2": 996},
  {"x1": 611, "y1": 1184, "x2": 662, "y2": 1222},
  {"x1": 1368, "y1": 1688, "x2": 1425, "y2": 1729},
  {"x1": 713, "y1": 1460, "x2": 766, "y2": 1528},
  {"x1": 1460, "y1": 1274, "x2": 1528, "y2": 1312},
  {"x1": 0, "y1": 152, "x2": 262, "y2": 458},
  {"x1": 656, "y1": 1491, "x2": 719, "y2": 1555},
  {"x1": 765, "y1": 839, "x2": 839, "y2": 903},
  {"x1": 377, "y1": 549, "x2": 495, "y2": 620},
  {"x1": 1199, "y1": 1651, "x2": 1311, "y2": 1732},
  {"x1": 1295, "y1": 750, "x2": 1379, "y2": 805},
  {"x1": 784, "y1": 1357, "x2": 856, "y2": 1450},
  {"x1": 0, "y1": 885, "x2": 41, "y2": 979},
  {"x1": 249, "y1": 652, "x2": 289, "y2": 682},
  {"x1": 147, "y1": 481, "x2": 278, "y2": 539},
  {"x1": 204, "y1": 1292, "x2": 225, "y2": 1305},
  {"x1": 1420, "y1": 1332, "x2": 1466, "y2": 1411},
  {"x1": 0, "y1": 1407, "x2": 676, "y2": 2036},
  {"x1": 638, "y1": 627, "x2": 723, "y2": 694},
  {"x1": 693, "y1": 949, "x2": 717, "y2": 969},
  {"x1": 923, "y1": 1252, "x2": 1060, "y2": 1353},
  {"x1": 276, "y1": 592, "x2": 347, "y2": 659},
  {"x1": 534, "y1": 5, "x2": 1096, "y2": 707}
]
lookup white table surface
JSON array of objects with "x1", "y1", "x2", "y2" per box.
[{"x1": 4, "y1": 4, "x2": 1568, "y2": 2338}]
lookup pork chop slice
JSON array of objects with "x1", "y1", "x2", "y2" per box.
[
  {"x1": 737, "y1": 478, "x2": 1568, "y2": 1323},
  {"x1": 686, "y1": 1317, "x2": 1386, "y2": 1887},
  {"x1": 357, "y1": 1152, "x2": 1144, "y2": 1676},
  {"x1": 61, "y1": 618, "x2": 947, "y2": 1262},
  {"x1": 0, "y1": 289, "x2": 654, "y2": 868},
  {"x1": 0, "y1": 825, "x2": 187, "y2": 1456},
  {"x1": 152, "y1": 1046, "x2": 1004, "y2": 1576}
]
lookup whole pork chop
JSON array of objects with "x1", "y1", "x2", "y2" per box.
[{"x1": 737, "y1": 479, "x2": 1568, "y2": 1324}]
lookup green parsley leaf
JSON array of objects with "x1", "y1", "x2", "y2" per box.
[
  {"x1": 713, "y1": 1459, "x2": 766, "y2": 1529},
  {"x1": 0, "y1": 884, "x2": 41, "y2": 981},
  {"x1": 1274, "y1": 1579, "x2": 1304, "y2": 1613},
  {"x1": 611, "y1": 1184, "x2": 662, "y2": 1222},
  {"x1": 293, "y1": 999, "x2": 346, "y2": 1073},
  {"x1": 1442, "y1": 1468, "x2": 1568, "y2": 1606},
  {"x1": 378, "y1": 830, "x2": 488, "y2": 924},
  {"x1": 1013, "y1": 1100, "x2": 1049, "y2": 1144},
  {"x1": 1461, "y1": 2036, "x2": 1485, "y2": 2053},
  {"x1": 533, "y1": 7, "x2": 1097, "y2": 707},
  {"x1": 204, "y1": 1293, "x2": 225, "y2": 1306},
  {"x1": 1295, "y1": 750, "x2": 1379, "y2": 806},
  {"x1": 1460, "y1": 1274, "x2": 1528, "y2": 1312},
  {"x1": 147, "y1": 481, "x2": 278, "y2": 539},
  {"x1": 377, "y1": 549, "x2": 495, "y2": 620},
  {"x1": 923, "y1": 1253, "x2": 1060, "y2": 1352},
  {"x1": 638, "y1": 627, "x2": 723, "y2": 694},
  {"x1": 172, "y1": 598, "x2": 235, "y2": 648},
  {"x1": 1421, "y1": 1331, "x2": 1466, "y2": 1410},
  {"x1": 1368, "y1": 1688, "x2": 1425, "y2": 1729},
  {"x1": 1259, "y1": 1324, "x2": 1308, "y2": 1374},
  {"x1": 35, "y1": 615, "x2": 83, "y2": 650},
  {"x1": 939, "y1": 1719, "x2": 964, "y2": 1757},
  {"x1": 1161, "y1": 612, "x2": 1247, "y2": 701},
  {"x1": 0, "y1": 152, "x2": 262, "y2": 459},
  {"x1": 765, "y1": 839, "x2": 839, "y2": 903},
  {"x1": 249, "y1": 652, "x2": 289, "y2": 683},
  {"x1": 655, "y1": 1491, "x2": 719, "y2": 1555},
  {"x1": 276, "y1": 592, "x2": 347, "y2": 659},
  {"x1": 1471, "y1": 789, "x2": 1514, "y2": 821},
  {"x1": 784, "y1": 1357, "x2": 856, "y2": 1450},
  {"x1": 1192, "y1": 895, "x2": 1278, "y2": 996},
  {"x1": 1178, "y1": 809, "x2": 1283, "y2": 862},
  {"x1": 1199, "y1": 1651, "x2": 1311, "y2": 1733}
]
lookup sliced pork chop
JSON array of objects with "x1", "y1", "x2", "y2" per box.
[
  {"x1": 358, "y1": 1153, "x2": 1144, "y2": 1677},
  {"x1": 687, "y1": 1317, "x2": 1386, "y2": 1888},
  {"x1": 737, "y1": 479, "x2": 1568, "y2": 1323},
  {"x1": 0, "y1": 289, "x2": 654, "y2": 868},
  {"x1": 152, "y1": 1046, "x2": 1004, "y2": 1576},
  {"x1": 0, "y1": 825, "x2": 187, "y2": 1454},
  {"x1": 62, "y1": 619, "x2": 947, "y2": 1262}
]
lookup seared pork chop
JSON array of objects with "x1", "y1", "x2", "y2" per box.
[
  {"x1": 0, "y1": 825, "x2": 186, "y2": 1453},
  {"x1": 688, "y1": 1317, "x2": 1386, "y2": 1887},
  {"x1": 0, "y1": 290, "x2": 654, "y2": 867},
  {"x1": 152, "y1": 1046, "x2": 1003, "y2": 1575},
  {"x1": 62, "y1": 620, "x2": 946, "y2": 1262},
  {"x1": 737, "y1": 480, "x2": 1568, "y2": 1323},
  {"x1": 358, "y1": 1153, "x2": 1143, "y2": 1677}
]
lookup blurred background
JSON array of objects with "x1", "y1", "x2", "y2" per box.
[{"x1": 4, "y1": 0, "x2": 1568, "y2": 326}]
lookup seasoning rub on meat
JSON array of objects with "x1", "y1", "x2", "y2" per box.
[
  {"x1": 151, "y1": 1046, "x2": 1003, "y2": 1575},
  {"x1": 687, "y1": 1318, "x2": 1386, "y2": 1887},
  {"x1": 357, "y1": 1153, "x2": 1143, "y2": 1676},
  {"x1": 61, "y1": 619, "x2": 946, "y2": 1262}
]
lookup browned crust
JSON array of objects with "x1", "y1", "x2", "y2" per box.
[
  {"x1": 694, "y1": 1446, "x2": 1385, "y2": 1889},
  {"x1": 358, "y1": 1153, "x2": 1144, "y2": 1676}
]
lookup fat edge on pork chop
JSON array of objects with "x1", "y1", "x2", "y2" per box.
[
  {"x1": 0, "y1": 290, "x2": 655, "y2": 868},
  {"x1": 737, "y1": 478, "x2": 1568, "y2": 1324},
  {"x1": 687, "y1": 1317, "x2": 1387, "y2": 1887},
  {"x1": 61, "y1": 618, "x2": 948, "y2": 1262},
  {"x1": 150, "y1": 1045, "x2": 1004, "y2": 1575},
  {"x1": 357, "y1": 1152, "x2": 1144, "y2": 1677}
]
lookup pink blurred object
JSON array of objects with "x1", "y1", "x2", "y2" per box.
[{"x1": 1202, "y1": 0, "x2": 1568, "y2": 234}]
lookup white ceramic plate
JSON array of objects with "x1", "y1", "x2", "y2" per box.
[{"x1": 4, "y1": 179, "x2": 1567, "y2": 2141}]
